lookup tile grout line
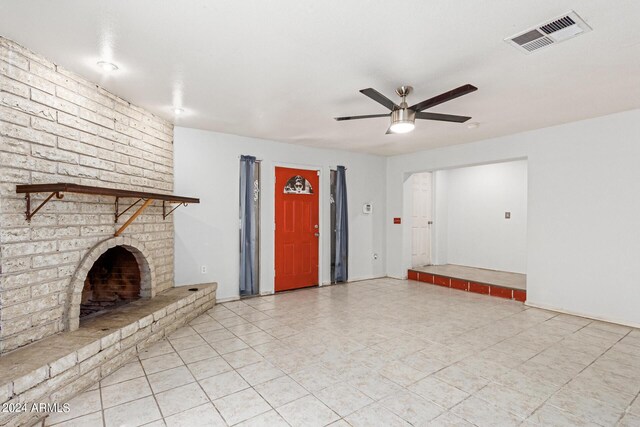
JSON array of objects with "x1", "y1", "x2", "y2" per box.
[
  {"x1": 517, "y1": 325, "x2": 632, "y2": 425},
  {"x1": 137, "y1": 353, "x2": 167, "y2": 425},
  {"x1": 168, "y1": 312, "x2": 235, "y2": 425},
  {"x1": 98, "y1": 374, "x2": 106, "y2": 427}
]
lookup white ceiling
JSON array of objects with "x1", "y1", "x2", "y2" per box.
[{"x1": 2, "y1": 1, "x2": 640, "y2": 156}]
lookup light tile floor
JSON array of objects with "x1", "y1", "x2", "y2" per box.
[{"x1": 46, "y1": 278, "x2": 640, "y2": 427}]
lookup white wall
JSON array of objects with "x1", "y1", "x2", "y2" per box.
[
  {"x1": 387, "y1": 109, "x2": 640, "y2": 327},
  {"x1": 432, "y1": 160, "x2": 528, "y2": 273},
  {"x1": 174, "y1": 127, "x2": 386, "y2": 301}
]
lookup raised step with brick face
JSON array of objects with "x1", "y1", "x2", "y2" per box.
[{"x1": 408, "y1": 269, "x2": 526, "y2": 302}]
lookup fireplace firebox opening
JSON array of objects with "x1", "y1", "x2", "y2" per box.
[{"x1": 80, "y1": 246, "x2": 141, "y2": 319}]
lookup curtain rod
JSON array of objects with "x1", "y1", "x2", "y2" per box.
[
  {"x1": 238, "y1": 155, "x2": 262, "y2": 162},
  {"x1": 238, "y1": 156, "x2": 347, "y2": 169}
]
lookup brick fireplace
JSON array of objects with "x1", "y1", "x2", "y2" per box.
[
  {"x1": 0, "y1": 37, "x2": 217, "y2": 426},
  {"x1": 0, "y1": 36, "x2": 179, "y2": 354}
]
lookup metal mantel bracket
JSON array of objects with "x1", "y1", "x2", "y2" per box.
[
  {"x1": 114, "y1": 197, "x2": 143, "y2": 223},
  {"x1": 114, "y1": 198, "x2": 154, "y2": 237},
  {"x1": 25, "y1": 191, "x2": 64, "y2": 222},
  {"x1": 163, "y1": 201, "x2": 188, "y2": 220}
]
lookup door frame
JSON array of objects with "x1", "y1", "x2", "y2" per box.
[{"x1": 272, "y1": 162, "x2": 324, "y2": 290}]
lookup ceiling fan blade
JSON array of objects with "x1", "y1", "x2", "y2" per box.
[
  {"x1": 409, "y1": 84, "x2": 478, "y2": 112},
  {"x1": 334, "y1": 113, "x2": 389, "y2": 121},
  {"x1": 359, "y1": 88, "x2": 399, "y2": 111},
  {"x1": 415, "y1": 112, "x2": 471, "y2": 123}
]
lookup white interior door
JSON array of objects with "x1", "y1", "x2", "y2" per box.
[{"x1": 411, "y1": 172, "x2": 433, "y2": 267}]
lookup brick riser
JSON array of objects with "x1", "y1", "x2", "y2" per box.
[{"x1": 407, "y1": 269, "x2": 526, "y2": 302}]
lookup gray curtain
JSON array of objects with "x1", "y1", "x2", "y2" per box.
[
  {"x1": 239, "y1": 155, "x2": 258, "y2": 295},
  {"x1": 334, "y1": 165, "x2": 348, "y2": 282}
]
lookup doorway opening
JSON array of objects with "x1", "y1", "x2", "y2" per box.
[
  {"x1": 406, "y1": 160, "x2": 528, "y2": 300},
  {"x1": 274, "y1": 166, "x2": 320, "y2": 292}
]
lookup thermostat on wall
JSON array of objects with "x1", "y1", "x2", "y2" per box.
[{"x1": 362, "y1": 203, "x2": 373, "y2": 214}]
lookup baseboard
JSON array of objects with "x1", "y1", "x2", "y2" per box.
[
  {"x1": 525, "y1": 300, "x2": 640, "y2": 329},
  {"x1": 320, "y1": 275, "x2": 386, "y2": 286},
  {"x1": 217, "y1": 275, "x2": 386, "y2": 301},
  {"x1": 218, "y1": 291, "x2": 275, "y2": 301},
  {"x1": 347, "y1": 275, "x2": 387, "y2": 283},
  {"x1": 216, "y1": 295, "x2": 240, "y2": 303}
]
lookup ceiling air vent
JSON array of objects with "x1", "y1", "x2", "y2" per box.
[{"x1": 505, "y1": 11, "x2": 591, "y2": 54}]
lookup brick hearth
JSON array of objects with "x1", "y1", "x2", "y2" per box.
[{"x1": 0, "y1": 284, "x2": 217, "y2": 427}]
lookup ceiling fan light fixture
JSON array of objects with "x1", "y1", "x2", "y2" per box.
[
  {"x1": 389, "y1": 108, "x2": 415, "y2": 134},
  {"x1": 389, "y1": 121, "x2": 415, "y2": 134},
  {"x1": 334, "y1": 84, "x2": 477, "y2": 135}
]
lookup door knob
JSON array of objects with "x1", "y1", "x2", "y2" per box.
[{"x1": 314, "y1": 232, "x2": 319, "y2": 237}]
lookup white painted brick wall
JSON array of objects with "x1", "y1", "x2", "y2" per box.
[{"x1": 0, "y1": 37, "x2": 176, "y2": 354}]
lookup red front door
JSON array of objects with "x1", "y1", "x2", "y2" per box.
[{"x1": 275, "y1": 167, "x2": 319, "y2": 292}]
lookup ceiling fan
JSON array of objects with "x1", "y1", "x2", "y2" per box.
[{"x1": 335, "y1": 84, "x2": 478, "y2": 134}]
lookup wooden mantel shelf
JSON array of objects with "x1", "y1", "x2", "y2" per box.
[
  {"x1": 16, "y1": 183, "x2": 199, "y2": 203},
  {"x1": 16, "y1": 183, "x2": 200, "y2": 236}
]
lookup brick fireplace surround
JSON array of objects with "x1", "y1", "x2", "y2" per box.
[{"x1": 0, "y1": 37, "x2": 216, "y2": 426}]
